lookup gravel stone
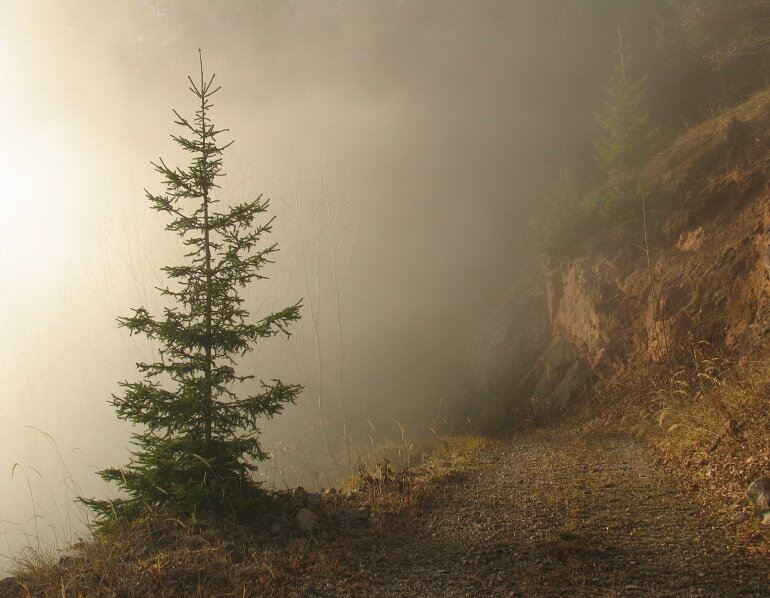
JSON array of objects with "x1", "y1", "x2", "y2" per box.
[
  {"x1": 297, "y1": 435, "x2": 770, "y2": 597},
  {"x1": 296, "y1": 508, "x2": 320, "y2": 533},
  {"x1": 746, "y1": 476, "x2": 770, "y2": 510}
]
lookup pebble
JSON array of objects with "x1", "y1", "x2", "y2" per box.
[{"x1": 296, "y1": 508, "x2": 320, "y2": 533}]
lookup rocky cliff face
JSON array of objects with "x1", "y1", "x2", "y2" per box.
[{"x1": 473, "y1": 88, "x2": 770, "y2": 426}]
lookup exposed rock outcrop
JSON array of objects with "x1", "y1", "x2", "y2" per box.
[
  {"x1": 473, "y1": 87, "x2": 770, "y2": 424},
  {"x1": 469, "y1": 277, "x2": 551, "y2": 427}
]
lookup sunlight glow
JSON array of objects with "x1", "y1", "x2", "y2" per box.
[{"x1": 0, "y1": 140, "x2": 79, "y2": 294}]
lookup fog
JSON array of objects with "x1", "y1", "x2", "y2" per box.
[{"x1": 0, "y1": 0, "x2": 662, "y2": 570}]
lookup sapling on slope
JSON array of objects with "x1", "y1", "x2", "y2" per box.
[{"x1": 81, "y1": 53, "x2": 302, "y2": 527}]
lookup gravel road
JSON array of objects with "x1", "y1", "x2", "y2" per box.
[{"x1": 304, "y1": 434, "x2": 770, "y2": 597}]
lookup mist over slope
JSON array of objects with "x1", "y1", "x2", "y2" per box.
[
  {"x1": 476, "y1": 81, "x2": 770, "y2": 432},
  {"x1": 3, "y1": 0, "x2": 769, "y2": 572}
]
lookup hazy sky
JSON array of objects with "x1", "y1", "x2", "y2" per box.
[{"x1": 0, "y1": 0, "x2": 641, "y2": 568}]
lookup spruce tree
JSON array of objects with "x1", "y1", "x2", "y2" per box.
[
  {"x1": 596, "y1": 32, "x2": 657, "y2": 176},
  {"x1": 81, "y1": 53, "x2": 302, "y2": 526},
  {"x1": 530, "y1": 172, "x2": 588, "y2": 259}
]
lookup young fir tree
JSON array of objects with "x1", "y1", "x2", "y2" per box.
[
  {"x1": 81, "y1": 54, "x2": 302, "y2": 526},
  {"x1": 530, "y1": 172, "x2": 588, "y2": 259},
  {"x1": 595, "y1": 31, "x2": 658, "y2": 176}
]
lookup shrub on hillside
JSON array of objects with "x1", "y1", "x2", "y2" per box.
[
  {"x1": 595, "y1": 34, "x2": 659, "y2": 177},
  {"x1": 530, "y1": 175, "x2": 591, "y2": 260},
  {"x1": 531, "y1": 34, "x2": 662, "y2": 259}
]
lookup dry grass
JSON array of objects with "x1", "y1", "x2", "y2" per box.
[
  {"x1": 645, "y1": 87, "x2": 770, "y2": 201},
  {"x1": 347, "y1": 435, "x2": 492, "y2": 520},
  {"x1": 10, "y1": 511, "x2": 338, "y2": 597},
  {"x1": 566, "y1": 341, "x2": 770, "y2": 533},
  {"x1": 645, "y1": 358, "x2": 770, "y2": 498},
  {"x1": 5, "y1": 434, "x2": 491, "y2": 597}
]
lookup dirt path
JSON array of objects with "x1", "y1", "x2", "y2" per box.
[{"x1": 304, "y1": 434, "x2": 770, "y2": 597}]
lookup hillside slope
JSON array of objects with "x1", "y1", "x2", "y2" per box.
[{"x1": 476, "y1": 87, "x2": 770, "y2": 424}]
